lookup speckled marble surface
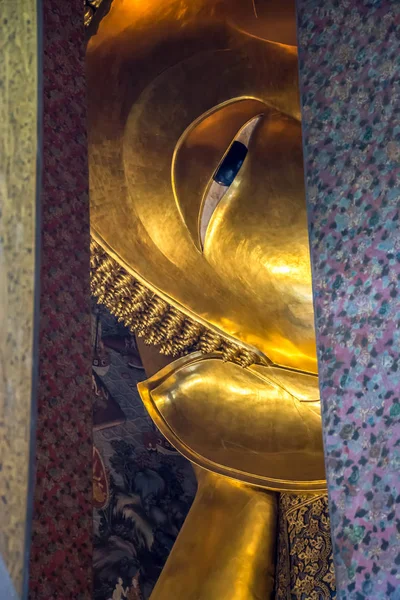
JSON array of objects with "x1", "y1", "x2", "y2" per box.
[
  {"x1": 0, "y1": 1, "x2": 39, "y2": 596},
  {"x1": 298, "y1": 2, "x2": 400, "y2": 598}
]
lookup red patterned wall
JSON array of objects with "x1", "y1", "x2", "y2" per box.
[{"x1": 29, "y1": 1, "x2": 93, "y2": 598}]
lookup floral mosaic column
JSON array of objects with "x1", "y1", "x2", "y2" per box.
[{"x1": 298, "y1": 2, "x2": 400, "y2": 598}]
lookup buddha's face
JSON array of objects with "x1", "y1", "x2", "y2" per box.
[
  {"x1": 88, "y1": 0, "x2": 316, "y2": 374},
  {"x1": 88, "y1": 0, "x2": 325, "y2": 491}
]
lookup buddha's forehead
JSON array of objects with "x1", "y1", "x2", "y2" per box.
[
  {"x1": 87, "y1": 0, "x2": 299, "y2": 141},
  {"x1": 90, "y1": 0, "x2": 297, "y2": 57},
  {"x1": 94, "y1": 0, "x2": 291, "y2": 26}
]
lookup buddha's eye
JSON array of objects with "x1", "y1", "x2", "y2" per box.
[
  {"x1": 214, "y1": 141, "x2": 248, "y2": 187},
  {"x1": 199, "y1": 114, "x2": 263, "y2": 248}
]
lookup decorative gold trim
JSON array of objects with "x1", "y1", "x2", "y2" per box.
[
  {"x1": 84, "y1": 0, "x2": 104, "y2": 27},
  {"x1": 90, "y1": 238, "x2": 259, "y2": 367}
]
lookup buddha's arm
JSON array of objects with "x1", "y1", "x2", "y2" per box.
[{"x1": 150, "y1": 468, "x2": 277, "y2": 600}]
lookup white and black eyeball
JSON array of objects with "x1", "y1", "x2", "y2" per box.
[{"x1": 199, "y1": 115, "x2": 263, "y2": 247}]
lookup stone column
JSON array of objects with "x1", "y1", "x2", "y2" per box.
[
  {"x1": 28, "y1": 1, "x2": 93, "y2": 598},
  {"x1": 0, "y1": 1, "x2": 41, "y2": 597},
  {"x1": 298, "y1": 2, "x2": 400, "y2": 597}
]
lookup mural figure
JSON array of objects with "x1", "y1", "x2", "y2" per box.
[
  {"x1": 92, "y1": 310, "x2": 127, "y2": 430},
  {"x1": 111, "y1": 577, "x2": 128, "y2": 600},
  {"x1": 127, "y1": 574, "x2": 143, "y2": 600}
]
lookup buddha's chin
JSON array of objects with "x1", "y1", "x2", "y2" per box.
[{"x1": 138, "y1": 351, "x2": 326, "y2": 493}]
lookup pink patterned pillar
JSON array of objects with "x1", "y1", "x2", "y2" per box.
[{"x1": 298, "y1": 2, "x2": 400, "y2": 598}]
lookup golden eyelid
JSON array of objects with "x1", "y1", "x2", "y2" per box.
[
  {"x1": 199, "y1": 114, "x2": 263, "y2": 247},
  {"x1": 172, "y1": 98, "x2": 267, "y2": 251}
]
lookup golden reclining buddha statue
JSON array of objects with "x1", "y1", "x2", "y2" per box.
[{"x1": 87, "y1": 0, "x2": 333, "y2": 597}]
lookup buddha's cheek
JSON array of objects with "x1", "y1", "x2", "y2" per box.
[{"x1": 203, "y1": 113, "x2": 314, "y2": 341}]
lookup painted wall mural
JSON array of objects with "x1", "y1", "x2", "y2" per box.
[{"x1": 91, "y1": 306, "x2": 196, "y2": 600}]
